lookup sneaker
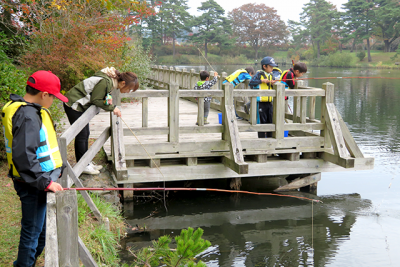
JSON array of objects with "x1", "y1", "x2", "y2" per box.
[
  {"x1": 82, "y1": 164, "x2": 100, "y2": 175},
  {"x1": 90, "y1": 161, "x2": 103, "y2": 171},
  {"x1": 236, "y1": 116, "x2": 243, "y2": 120}
]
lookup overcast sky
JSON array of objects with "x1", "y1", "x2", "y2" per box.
[{"x1": 186, "y1": 0, "x2": 348, "y2": 23}]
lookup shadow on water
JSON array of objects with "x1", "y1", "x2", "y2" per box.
[{"x1": 120, "y1": 192, "x2": 372, "y2": 266}]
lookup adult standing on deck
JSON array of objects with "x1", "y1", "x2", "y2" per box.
[{"x1": 64, "y1": 67, "x2": 139, "y2": 174}]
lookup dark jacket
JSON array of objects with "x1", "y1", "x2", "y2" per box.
[
  {"x1": 249, "y1": 70, "x2": 273, "y2": 89},
  {"x1": 6, "y1": 94, "x2": 61, "y2": 190},
  {"x1": 282, "y1": 68, "x2": 296, "y2": 89}
]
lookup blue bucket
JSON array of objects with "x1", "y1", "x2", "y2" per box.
[{"x1": 218, "y1": 113, "x2": 222, "y2": 124}]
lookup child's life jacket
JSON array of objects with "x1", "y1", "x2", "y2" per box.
[{"x1": 223, "y1": 69, "x2": 251, "y2": 87}]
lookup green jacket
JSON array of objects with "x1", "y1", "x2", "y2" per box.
[{"x1": 65, "y1": 71, "x2": 115, "y2": 112}]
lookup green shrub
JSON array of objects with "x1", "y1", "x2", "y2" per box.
[
  {"x1": 311, "y1": 52, "x2": 355, "y2": 67},
  {"x1": 120, "y1": 39, "x2": 154, "y2": 89},
  {"x1": 129, "y1": 227, "x2": 211, "y2": 267},
  {"x1": 357, "y1": 51, "x2": 366, "y2": 61},
  {"x1": 0, "y1": 55, "x2": 28, "y2": 162}
]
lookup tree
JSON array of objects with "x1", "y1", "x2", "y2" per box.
[
  {"x1": 2, "y1": 0, "x2": 157, "y2": 90},
  {"x1": 190, "y1": 0, "x2": 232, "y2": 58},
  {"x1": 228, "y1": 3, "x2": 287, "y2": 60},
  {"x1": 373, "y1": 0, "x2": 400, "y2": 52},
  {"x1": 343, "y1": 0, "x2": 375, "y2": 62},
  {"x1": 300, "y1": 0, "x2": 337, "y2": 59},
  {"x1": 287, "y1": 20, "x2": 310, "y2": 50},
  {"x1": 161, "y1": 0, "x2": 192, "y2": 57}
]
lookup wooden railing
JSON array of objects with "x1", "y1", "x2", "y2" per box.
[
  {"x1": 45, "y1": 190, "x2": 99, "y2": 267},
  {"x1": 110, "y1": 66, "x2": 371, "y2": 178},
  {"x1": 45, "y1": 100, "x2": 121, "y2": 266}
]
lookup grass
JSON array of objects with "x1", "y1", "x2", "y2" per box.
[
  {"x1": 0, "y1": 162, "x2": 22, "y2": 266},
  {"x1": 360, "y1": 51, "x2": 398, "y2": 66},
  {"x1": 78, "y1": 193, "x2": 126, "y2": 267},
  {"x1": 157, "y1": 54, "x2": 254, "y2": 65}
]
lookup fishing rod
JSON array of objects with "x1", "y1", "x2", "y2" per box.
[
  {"x1": 63, "y1": 187, "x2": 322, "y2": 203},
  {"x1": 197, "y1": 47, "x2": 221, "y2": 78},
  {"x1": 276, "y1": 76, "x2": 400, "y2": 82}
]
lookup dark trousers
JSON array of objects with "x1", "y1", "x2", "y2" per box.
[
  {"x1": 13, "y1": 181, "x2": 47, "y2": 267},
  {"x1": 63, "y1": 103, "x2": 89, "y2": 162},
  {"x1": 258, "y1": 102, "x2": 273, "y2": 138}
]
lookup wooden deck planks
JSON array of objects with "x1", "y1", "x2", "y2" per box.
[{"x1": 61, "y1": 97, "x2": 258, "y2": 143}]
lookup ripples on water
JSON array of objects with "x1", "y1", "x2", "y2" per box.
[{"x1": 121, "y1": 67, "x2": 400, "y2": 266}]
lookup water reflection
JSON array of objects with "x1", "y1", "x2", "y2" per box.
[{"x1": 121, "y1": 193, "x2": 371, "y2": 266}]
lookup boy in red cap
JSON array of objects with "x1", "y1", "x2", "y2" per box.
[{"x1": 2, "y1": 70, "x2": 65, "y2": 267}]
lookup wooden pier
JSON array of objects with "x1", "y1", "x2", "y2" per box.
[{"x1": 75, "y1": 65, "x2": 375, "y2": 196}]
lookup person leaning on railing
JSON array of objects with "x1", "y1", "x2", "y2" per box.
[{"x1": 64, "y1": 67, "x2": 139, "y2": 175}]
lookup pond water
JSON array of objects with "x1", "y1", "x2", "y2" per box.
[{"x1": 121, "y1": 66, "x2": 400, "y2": 266}]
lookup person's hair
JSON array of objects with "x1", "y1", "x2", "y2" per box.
[
  {"x1": 245, "y1": 67, "x2": 255, "y2": 75},
  {"x1": 261, "y1": 64, "x2": 270, "y2": 71},
  {"x1": 294, "y1": 62, "x2": 307, "y2": 73},
  {"x1": 111, "y1": 70, "x2": 139, "y2": 92},
  {"x1": 200, "y1": 70, "x2": 210, "y2": 81},
  {"x1": 26, "y1": 77, "x2": 41, "y2": 95}
]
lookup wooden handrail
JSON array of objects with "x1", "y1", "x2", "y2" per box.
[{"x1": 60, "y1": 105, "x2": 100, "y2": 145}]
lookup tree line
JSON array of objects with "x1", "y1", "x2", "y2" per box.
[{"x1": 135, "y1": 0, "x2": 400, "y2": 62}]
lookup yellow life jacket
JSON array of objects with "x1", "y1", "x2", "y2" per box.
[
  {"x1": 259, "y1": 70, "x2": 273, "y2": 102},
  {"x1": 225, "y1": 69, "x2": 248, "y2": 87},
  {"x1": 2, "y1": 101, "x2": 63, "y2": 177}
]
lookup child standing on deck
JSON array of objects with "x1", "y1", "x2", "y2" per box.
[
  {"x1": 280, "y1": 62, "x2": 307, "y2": 89},
  {"x1": 249, "y1": 56, "x2": 277, "y2": 138},
  {"x1": 223, "y1": 67, "x2": 255, "y2": 119},
  {"x1": 194, "y1": 70, "x2": 219, "y2": 125}
]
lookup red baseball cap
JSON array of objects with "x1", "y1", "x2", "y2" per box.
[{"x1": 27, "y1": 71, "x2": 68, "y2": 103}]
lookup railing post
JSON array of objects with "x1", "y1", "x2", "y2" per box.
[
  {"x1": 157, "y1": 65, "x2": 163, "y2": 88},
  {"x1": 142, "y1": 97, "x2": 148, "y2": 127},
  {"x1": 190, "y1": 69, "x2": 196, "y2": 89},
  {"x1": 182, "y1": 68, "x2": 187, "y2": 89},
  {"x1": 217, "y1": 72, "x2": 227, "y2": 108},
  {"x1": 293, "y1": 80, "x2": 301, "y2": 123},
  {"x1": 111, "y1": 90, "x2": 127, "y2": 181},
  {"x1": 321, "y1": 82, "x2": 334, "y2": 148},
  {"x1": 163, "y1": 65, "x2": 168, "y2": 86},
  {"x1": 273, "y1": 83, "x2": 285, "y2": 139},
  {"x1": 58, "y1": 137, "x2": 70, "y2": 188},
  {"x1": 169, "y1": 66, "x2": 174, "y2": 84},
  {"x1": 56, "y1": 189, "x2": 79, "y2": 267},
  {"x1": 222, "y1": 83, "x2": 233, "y2": 140},
  {"x1": 168, "y1": 82, "x2": 179, "y2": 143},
  {"x1": 304, "y1": 79, "x2": 316, "y2": 120},
  {"x1": 197, "y1": 97, "x2": 205, "y2": 126},
  {"x1": 45, "y1": 193, "x2": 58, "y2": 267}
]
